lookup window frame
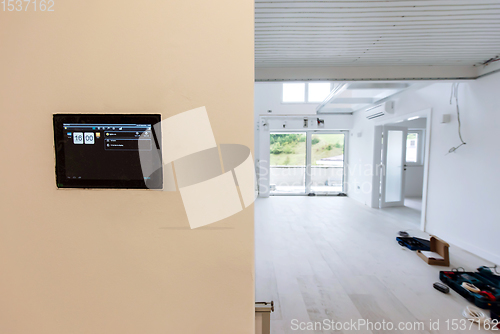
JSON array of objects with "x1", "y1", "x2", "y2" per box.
[
  {"x1": 281, "y1": 82, "x2": 332, "y2": 104},
  {"x1": 406, "y1": 129, "x2": 425, "y2": 166}
]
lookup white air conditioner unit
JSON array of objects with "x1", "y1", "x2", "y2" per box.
[{"x1": 365, "y1": 101, "x2": 395, "y2": 120}]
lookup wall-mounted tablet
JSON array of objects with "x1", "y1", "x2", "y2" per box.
[{"x1": 53, "y1": 114, "x2": 162, "y2": 189}]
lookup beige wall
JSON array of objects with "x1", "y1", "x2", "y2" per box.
[{"x1": 0, "y1": 1, "x2": 254, "y2": 333}]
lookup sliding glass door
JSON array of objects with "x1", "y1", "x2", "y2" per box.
[
  {"x1": 269, "y1": 132, "x2": 307, "y2": 194},
  {"x1": 269, "y1": 131, "x2": 347, "y2": 195},
  {"x1": 310, "y1": 133, "x2": 345, "y2": 194}
]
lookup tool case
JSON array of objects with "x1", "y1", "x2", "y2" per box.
[
  {"x1": 492, "y1": 303, "x2": 500, "y2": 322},
  {"x1": 396, "y1": 237, "x2": 431, "y2": 251},
  {"x1": 440, "y1": 268, "x2": 500, "y2": 309}
]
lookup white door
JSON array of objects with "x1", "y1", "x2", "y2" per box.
[{"x1": 380, "y1": 126, "x2": 408, "y2": 208}]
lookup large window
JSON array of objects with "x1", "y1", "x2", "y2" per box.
[{"x1": 282, "y1": 82, "x2": 331, "y2": 103}]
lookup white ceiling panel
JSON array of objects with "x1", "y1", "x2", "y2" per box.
[{"x1": 255, "y1": 0, "x2": 500, "y2": 68}]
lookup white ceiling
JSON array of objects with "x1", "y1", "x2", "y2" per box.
[{"x1": 255, "y1": 0, "x2": 500, "y2": 68}]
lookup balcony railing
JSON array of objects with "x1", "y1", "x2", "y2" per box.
[{"x1": 269, "y1": 165, "x2": 344, "y2": 193}]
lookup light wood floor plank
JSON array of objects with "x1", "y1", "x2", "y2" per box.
[{"x1": 255, "y1": 197, "x2": 494, "y2": 333}]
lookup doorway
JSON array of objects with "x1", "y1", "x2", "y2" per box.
[
  {"x1": 372, "y1": 111, "x2": 431, "y2": 229},
  {"x1": 269, "y1": 131, "x2": 347, "y2": 196}
]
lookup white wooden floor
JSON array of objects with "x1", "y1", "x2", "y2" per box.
[
  {"x1": 405, "y1": 197, "x2": 423, "y2": 212},
  {"x1": 255, "y1": 196, "x2": 495, "y2": 334},
  {"x1": 378, "y1": 197, "x2": 422, "y2": 228}
]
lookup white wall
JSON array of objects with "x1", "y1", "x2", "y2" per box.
[
  {"x1": 348, "y1": 74, "x2": 500, "y2": 265},
  {"x1": 0, "y1": 2, "x2": 255, "y2": 333},
  {"x1": 394, "y1": 118, "x2": 427, "y2": 129},
  {"x1": 255, "y1": 82, "x2": 323, "y2": 115}
]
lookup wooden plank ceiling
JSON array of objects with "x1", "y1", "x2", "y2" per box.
[{"x1": 255, "y1": 0, "x2": 500, "y2": 68}]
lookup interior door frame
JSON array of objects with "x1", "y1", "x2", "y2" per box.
[
  {"x1": 371, "y1": 108, "x2": 433, "y2": 232},
  {"x1": 380, "y1": 126, "x2": 408, "y2": 208}
]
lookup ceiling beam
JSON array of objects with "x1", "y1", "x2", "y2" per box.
[
  {"x1": 255, "y1": 65, "x2": 478, "y2": 81},
  {"x1": 476, "y1": 61, "x2": 500, "y2": 78},
  {"x1": 347, "y1": 83, "x2": 410, "y2": 90},
  {"x1": 328, "y1": 97, "x2": 376, "y2": 104},
  {"x1": 317, "y1": 108, "x2": 353, "y2": 114}
]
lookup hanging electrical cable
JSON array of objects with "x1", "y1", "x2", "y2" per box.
[
  {"x1": 448, "y1": 82, "x2": 467, "y2": 154},
  {"x1": 481, "y1": 56, "x2": 500, "y2": 66}
]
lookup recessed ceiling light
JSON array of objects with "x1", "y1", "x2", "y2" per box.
[
  {"x1": 407, "y1": 116, "x2": 419, "y2": 121},
  {"x1": 395, "y1": 120, "x2": 404, "y2": 123}
]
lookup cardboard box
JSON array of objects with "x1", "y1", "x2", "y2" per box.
[
  {"x1": 416, "y1": 236, "x2": 450, "y2": 266},
  {"x1": 255, "y1": 302, "x2": 273, "y2": 334}
]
